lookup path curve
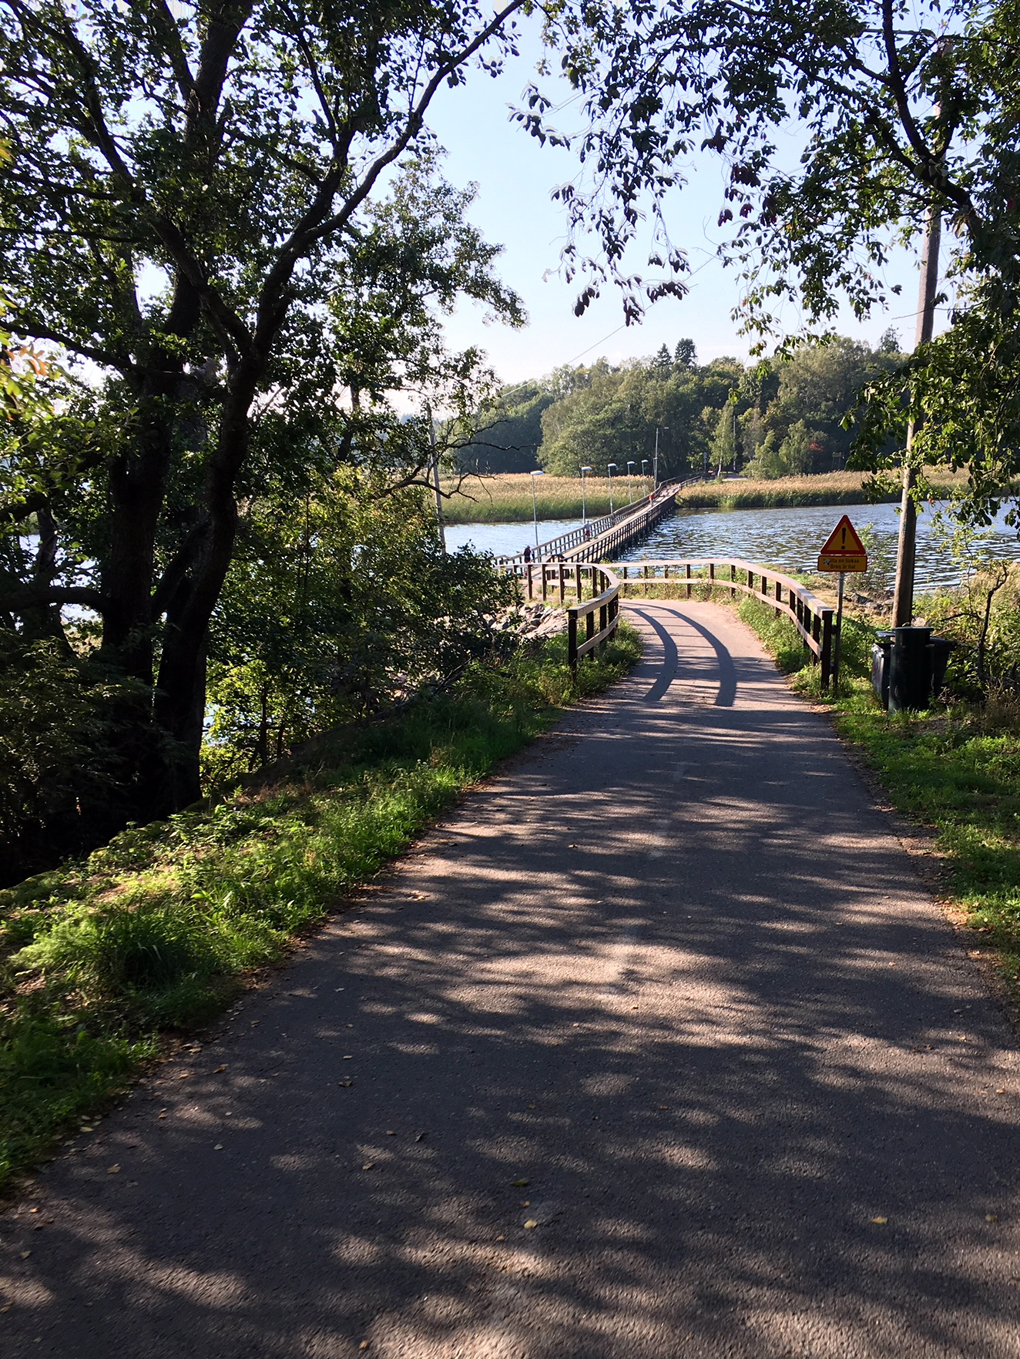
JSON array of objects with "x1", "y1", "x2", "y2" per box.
[{"x1": 2, "y1": 602, "x2": 1018, "y2": 1358}]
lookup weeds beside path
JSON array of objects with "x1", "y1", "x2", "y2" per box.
[{"x1": 0, "y1": 626, "x2": 640, "y2": 1195}]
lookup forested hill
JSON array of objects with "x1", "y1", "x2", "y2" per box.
[{"x1": 459, "y1": 335, "x2": 906, "y2": 481}]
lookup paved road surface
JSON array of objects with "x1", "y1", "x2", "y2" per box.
[{"x1": 2, "y1": 602, "x2": 1017, "y2": 1358}]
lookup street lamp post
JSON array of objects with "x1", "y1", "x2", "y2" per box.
[
  {"x1": 653, "y1": 426, "x2": 668, "y2": 490},
  {"x1": 641, "y1": 459, "x2": 649, "y2": 490},
  {"x1": 607, "y1": 463, "x2": 617, "y2": 515},
  {"x1": 530, "y1": 469, "x2": 545, "y2": 552},
  {"x1": 580, "y1": 465, "x2": 593, "y2": 523},
  {"x1": 626, "y1": 460, "x2": 635, "y2": 503}
]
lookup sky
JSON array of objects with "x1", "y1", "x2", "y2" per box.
[{"x1": 424, "y1": 32, "x2": 941, "y2": 387}]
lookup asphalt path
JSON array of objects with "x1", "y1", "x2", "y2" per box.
[{"x1": 2, "y1": 601, "x2": 1018, "y2": 1358}]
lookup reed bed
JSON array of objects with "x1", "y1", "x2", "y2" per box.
[
  {"x1": 441, "y1": 468, "x2": 971, "y2": 523},
  {"x1": 441, "y1": 473, "x2": 652, "y2": 524},
  {"x1": 677, "y1": 468, "x2": 968, "y2": 510}
]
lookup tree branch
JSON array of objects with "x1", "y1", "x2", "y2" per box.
[
  {"x1": 130, "y1": 0, "x2": 195, "y2": 103},
  {"x1": 0, "y1": 584, "x2": 105, "y2": 613},
  {"x1": 4, "y1": 315, "x2": 137, "y2": 373}
]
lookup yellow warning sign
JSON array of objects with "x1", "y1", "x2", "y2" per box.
[{"x1": 817, "y1": 514, "x2": 868, "y2": 573}]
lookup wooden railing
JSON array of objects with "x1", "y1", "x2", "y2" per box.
[
  {"x1": 501, "y1": 561, "x2": 622, "y2": 672},
  {"x1": 616, "y1": 558, "x2": 837, "y2": 689},
  {"x1": 567, "y1": 565, "x2": 621, "y2": 672}
]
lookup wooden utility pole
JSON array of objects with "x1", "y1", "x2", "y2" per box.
[
  {"x1": 427, "y1": 408, "x2": 446, "y2": 552},
  {"x1": 891, "y1": 207, "x2": 942, "y2": 626}
]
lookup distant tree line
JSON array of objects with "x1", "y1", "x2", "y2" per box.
[{"x1": 459, "y1": 333, "x2": 907, "y2": 481}]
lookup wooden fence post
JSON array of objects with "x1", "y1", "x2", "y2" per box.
[{"x1": 820, "y1": 608, "x2": 834, "y2": 689}]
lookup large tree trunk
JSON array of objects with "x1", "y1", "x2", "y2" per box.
[
  {"x1": 99, "y1": 407, "x2": 172, "y2": 684},
  {"x1": 152, "y1": 372, "x2": 257, "y2": 810}
]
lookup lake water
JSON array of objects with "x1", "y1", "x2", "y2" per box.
[
  {"x1": 445, "y1": 519, "x2": 586, "y2": 559},
  {"x1": 447, "y1": 500, "x2": 1020, "y2": 591}
]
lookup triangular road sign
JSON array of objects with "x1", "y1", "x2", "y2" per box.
[
  {"x1": 817, "y1": 514, "x2": 868, "y2": 572},
  {"x1": 819, "y1": 515, "x2": 865, "y2": 556}
]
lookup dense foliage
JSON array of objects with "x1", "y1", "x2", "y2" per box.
[
  {"x1": 0, "y1": 0, "x2": 530, "y2": 834},
  {"x1": 461, "y1": 334, "x2": 905, "y2": 480},
  {"x1": 205, "y1": 473, "x2": 515, "y2": 784}
]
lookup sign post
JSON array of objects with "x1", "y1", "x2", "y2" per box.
[{"x1": 816, "y1": 515, "x2": 868, "y2": 694}]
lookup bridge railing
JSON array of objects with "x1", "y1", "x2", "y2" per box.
[
  {"x1": 567, "y1": 565, "x2": 621, "y2": 673},
  {"x1": 501, "y1": 561, "x2": 622, "y2": 672},
  {"x1": 617, "y1": 558, "x2": 837, "y2": 688},
  {"x1": 498, "y1": 479, "x2": 683, "y2": 569}
]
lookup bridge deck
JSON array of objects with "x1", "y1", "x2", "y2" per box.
[{"x1": 3, "y1": 603, "x2": 1017, "y2": 1358}]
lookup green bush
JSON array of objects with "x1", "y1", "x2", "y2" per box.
[{"x1": 0, "y1": 635, "x2": 139, "y2": 885}]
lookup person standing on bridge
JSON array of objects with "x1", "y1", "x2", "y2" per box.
[{"x1": 524, "y1": 544, "x2": 533, "y2": 564}]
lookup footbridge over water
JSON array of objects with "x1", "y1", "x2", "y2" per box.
[{"x1": 497, "y1": 475, "x2": 706, "y2": 568}]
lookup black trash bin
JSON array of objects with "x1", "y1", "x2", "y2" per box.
[
  {"x1": 871, "y1": 631, "x2": 894, "y2": 710},
  {"x1": 888, "y1": 626, "x2": 933, "y2": 712},
  {"x1": 928, "y1": 636, "x2": 958, "y2": 697}
]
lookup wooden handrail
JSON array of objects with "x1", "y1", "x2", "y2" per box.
[
  {"x1": 496, "y1": 561, "x2": 622, "y2": 671},
  {"x1": 566, "y1": 565, "x2": 621, "y2": 671},
  {"x1": 615, "y1": 558, "x2": 836, "y2": 688},
  {"x1": 498, "y1": 554, "x2": 835, "y2": 688}
]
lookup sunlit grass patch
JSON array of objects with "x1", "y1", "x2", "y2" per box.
[{"x1": 676, "y1": 468, "x2": 966, "y2": 511}]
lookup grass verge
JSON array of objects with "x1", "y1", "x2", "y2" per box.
[
  {"x1": 733, "y1": 595, "x2": 1020, "y2": 1006},
  {"x1": 0, "y1": 624, "x2": 641, "y2": 1195}
]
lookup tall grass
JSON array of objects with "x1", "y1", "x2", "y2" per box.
[
  {"x1": 0, "y1": 625, "x2": 641, "y2": 1194},
  {"x1": 441, "y1": 473, "x2": 652, "y2": 524},
  {"x1": 677, "y1": 468, "x2": 967, "y2": 510},
  {"x1": 441, "y1": 468, "x2": 970, "y2": 523}
]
